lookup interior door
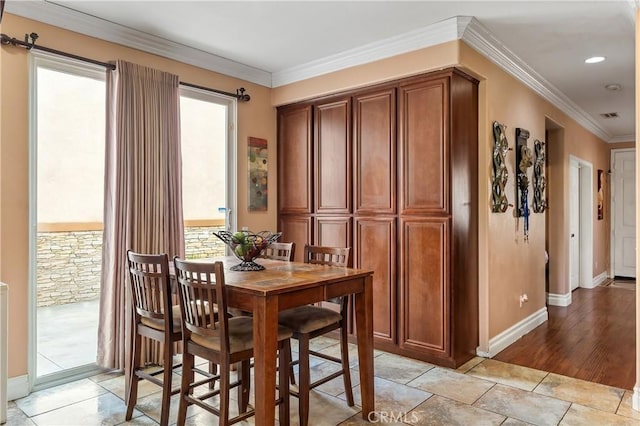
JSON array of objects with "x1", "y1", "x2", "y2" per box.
[
  {"x1": 613, "y1": 150, "x2": 636, "y2": 278},
  {"x1": 570, "y1": 161, "x2": 580, "y2": 290}
]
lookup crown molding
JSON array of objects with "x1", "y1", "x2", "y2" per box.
[
  {"x1": 461, "y1": 17, "x2": 612, "y2": 142},
  {"x1": 609, "y1": 134, "x2": 636, "y2": 144},
  {"x1": 271, "y1": 16, "x2": 464, "y2": 88},
  {"x1": 4, "y1": 1, "x2": 272, "y2": 87}
]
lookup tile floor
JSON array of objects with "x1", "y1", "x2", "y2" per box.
[{"x1": 7, "y1": 336, "x2": 640, "y2": 425}]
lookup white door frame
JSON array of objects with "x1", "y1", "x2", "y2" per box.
[
  {"x1": 610, "y1": 148, "x2": 636, "y2": 278},
  {"x1": 178, "y1": 85, "x2": 238, "y2": 234},
  {"x1": 28, "y1": 52, "x2": 108, "y2": 392},
  {"x1": 569, "y1": 155, "x2": 594, "y2": 290}
]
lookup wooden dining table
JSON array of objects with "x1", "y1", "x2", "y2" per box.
[{"x1": 203, "y1": 256, "x2": 375, "y2": 425}]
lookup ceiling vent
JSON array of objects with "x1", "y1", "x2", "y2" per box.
[{"x1": 600, "y1": 112, "x2": 619, "y2": 118}]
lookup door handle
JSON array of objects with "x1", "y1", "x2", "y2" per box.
[{"x1": 571, "y1": 233, "x2": 575, "y2": 237}]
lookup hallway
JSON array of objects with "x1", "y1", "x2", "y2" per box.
[{"x1": 494, "y1": 284, "x2": 636, "y2": 390}]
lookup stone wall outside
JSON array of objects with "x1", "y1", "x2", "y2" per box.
[{"x1": 37, "y1": 226, "x2": 226, "y2": 307}]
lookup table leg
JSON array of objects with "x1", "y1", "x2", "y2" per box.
[
  {"x1": 355, "y1": 274, "x2": 375, "y2": 420},
  {"x1": 253, "y1": 295, "x2": 279, "y2": 426}
]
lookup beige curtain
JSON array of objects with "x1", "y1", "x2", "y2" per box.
[{"x1": 97, "y1": 60, "x2": 184, "y2": 370}]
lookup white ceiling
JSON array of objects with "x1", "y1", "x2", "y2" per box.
[{"x1": 5, "y1": 0, "x2": 637, "y2": 142}]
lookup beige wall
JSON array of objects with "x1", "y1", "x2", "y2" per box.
[
  {"x1": 1, "y1": 13, "x2": 277, "y2": 378},
  {"x1": 272, "y1": 40, "x2": 611, "y2": 351},
  {"x1": 459, "y1": 43, "x2": 610, "y2": 341},
  {"x1": 610, "y1": 142, "x2": 636, "y2": 150}
]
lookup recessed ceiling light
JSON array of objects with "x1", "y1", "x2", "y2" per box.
[
  {"x1": 605, "y1": 83, "x2": 622, "y2": 91},
  {"x1": 585, "y1": 56, "x2": 605, "y2": 64}
]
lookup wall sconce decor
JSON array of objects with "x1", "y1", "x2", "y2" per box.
[
  {"x1": 515, "y1": 128, "x2": 533, "y2": 240},
  {"x1": 532, "y1": 139, "x2": 547, "y2": 213},
  {"x1": 491, "y1": 121, "x2": 510, "y2": 213}
]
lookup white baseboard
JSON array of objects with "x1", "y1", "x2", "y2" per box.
[
  {"x1": 589, "y1": 271, "x2": 609, "y2": 289},
  {"x1": 476, "y1": 307, "x2": 548, "y2": 358},
  {"x1": 7, "y1": 375, "x2": 29, "y2": 401},
  {"x1": 547, "y1": 292, "x2": 571, "y2": 307}
]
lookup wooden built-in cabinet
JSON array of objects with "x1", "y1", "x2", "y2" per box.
[{"x1": 277, "y1": 67, "x2": 478, "y2": 368}]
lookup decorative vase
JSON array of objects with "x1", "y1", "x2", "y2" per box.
[{"x1": 213, "y1": 230, "x2": 282, "y2": 271}]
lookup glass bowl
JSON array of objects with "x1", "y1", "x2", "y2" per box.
[{"x1": 213, "y1": 230, "x2": 282, "y2": 271}]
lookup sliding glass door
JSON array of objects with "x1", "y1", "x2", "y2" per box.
[
  {"x1": 29, "y1": 55, "x2": 237, "y2": 390},
  {"x1": 179, "y1": 86, "x2": 236, "y2": 257},
  {"x1": 30, "y1": 52, "x2": 106, "y2": 386}
]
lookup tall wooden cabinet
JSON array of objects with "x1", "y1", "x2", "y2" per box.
[{"x1": 277, "y1": 68, "x2": 478, "y2": 368}]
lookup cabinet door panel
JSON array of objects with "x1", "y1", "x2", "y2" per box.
[
  {"x1": 278, "y1": 215, "x2": 312, "y2": 263},
  {"x1": 278, "y1": 105, "x2": 313, "y2": 214},
  {"x1": 399, "y1": 218, "x2": 450, "y2": 355},
  {"x1": 315, "y1": 99, "x2": 351, "y2": 214},
  {"x1": 398, "y1": 77, "x2": 449, "y2": 215},
  {"x1": 354, "y1": 89, "x2": 396, "y2": 214},
  {"x1": 315, "y1": 216, "x2": 352, "y2": 251},
  {"x1": 355, "y1": 217, "x2": 396, "y2": 344}
]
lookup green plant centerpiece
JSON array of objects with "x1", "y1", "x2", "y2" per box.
[{"x1": 213, "y1": 230, "x2": 282, "y2": 271}]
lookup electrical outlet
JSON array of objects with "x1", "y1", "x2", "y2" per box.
[{"x1": 519, "y1": 293, "x2": 529, "y2": 308}]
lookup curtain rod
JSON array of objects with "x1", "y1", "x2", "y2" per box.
[{"x1": 0, "y1": 32, "x2": 251, "y2": 102}]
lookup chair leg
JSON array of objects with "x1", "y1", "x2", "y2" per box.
[
  {"x1": 125, "y1": 331, "x2": 141, "y2": 421},
  {"x1": 340, "y1": 324, "x2": 354, "y2": 407},
  {"x1": 208, "y1": 361, "x2": 218, "y2": 390},
  {"x1": 219, "y1": 360, "x2": 231, "y2": 426},
  {"x1": 237, "y1": 360, "x2": 251, "y2": 413},
  {"x1": 279, "y1": 341, "x2": 291, "y2": 426},
  {"x1": 297, "y1": 335, "x2": 311, "y2": 426},
  {"x1": 176, "y1": 351, "x2": 194, "y2": 426},
  {"x1": 159, "y1": 339, "x2": 173, "y2": 426},
  {"x1": 289, "y1": 344, "x2": 296, "y2": 385}
]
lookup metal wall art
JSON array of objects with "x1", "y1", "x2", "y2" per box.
[
  {"x1": 491, "y1": 121, "x2": 510, "y2": 213},
  {"x1": 515, "y1": 128, "x2": 533, "y2": 240},
  {"x1": 597, "y1": 169, "x2": 604, "y2": 220},
  {"x1": 532, "y1": 139, "x2": 547, "y2": 213}
]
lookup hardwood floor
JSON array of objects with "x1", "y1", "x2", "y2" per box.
[{"x1": 494, "y1": 285, "x2": 636, "y2": 390}]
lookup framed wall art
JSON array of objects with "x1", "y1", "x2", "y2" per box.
[{"x1": 248, "y1": 137, "x2": 268, "y2": 212}]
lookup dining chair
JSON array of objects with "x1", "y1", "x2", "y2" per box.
[
  {"x1": 277, "y1": 245, "x2": 354, "y2": 426},
  {"x1": 173, "y1": 258, "x2": 293, "y2": 426},
  {"x1": 125, "y1": 250, "x2": 182, "y2": 426},
  {"x1": 263, "y1": 241, "x2": 296, "y2": 262}
]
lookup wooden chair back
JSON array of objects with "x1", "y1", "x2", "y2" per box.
[
  {"x1": 303, "y1": 245, "x2": 351, "y2": 267},
  {"x1": 173, "y1": 259, "x2": 230, "y2": 352},
  {"x1": 304, "y1": 245, "x2": 351, "y2": 306},
  {"x1": 127, "y1": 250, "x2": 174, "y2": 330},
  {"x1": 263, "y1": 242, "x2": 296, "y2": 261}
]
